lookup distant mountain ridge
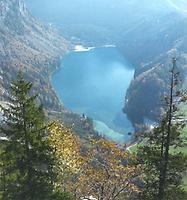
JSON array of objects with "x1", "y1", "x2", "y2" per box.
[{"x1": 26, "y1": 0, "x2": 173, "y2": 46}]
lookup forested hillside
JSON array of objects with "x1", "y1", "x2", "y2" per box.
[
  {"x1": 0, "y1": 0, "x2": 96, "y2": 138},
  {"x1": 0, "y1": 0, "x2": 68, "y2": 109}
]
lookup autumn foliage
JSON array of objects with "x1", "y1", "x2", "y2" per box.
[{"x1": 48, "y1": 122, "x2": 140, "y2": 200}]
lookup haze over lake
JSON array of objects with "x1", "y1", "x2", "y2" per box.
[{"x1": 52, "y1": 47, "x2": 135, "y2": 143}]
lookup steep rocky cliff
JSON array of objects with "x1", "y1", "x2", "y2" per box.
[{"x1": 0, "y1": 0, "x2": 69, "y2": 109}]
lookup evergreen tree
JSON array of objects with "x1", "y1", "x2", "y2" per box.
[
  {"x1": 138, "y1": 58, "x2": 187, "y2": 200},
  {"x1": 0, "y1": 72, "x2": 55, "y2": 200}
]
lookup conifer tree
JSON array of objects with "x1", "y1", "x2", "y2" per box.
[
  {"x1": 138, "y1": 58, "x2": 187, "y2": 200},
  {"x1": 0, "y1": 72, "x2": 55, "y2": 200}
]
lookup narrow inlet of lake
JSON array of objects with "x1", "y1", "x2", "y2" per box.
[{"x1": 52, "y1": 46, "x2": 135, "y2": 143}]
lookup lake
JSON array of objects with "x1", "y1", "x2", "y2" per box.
[{"x1": 52, "y1": 46, "x2": 135, "y2": 143}]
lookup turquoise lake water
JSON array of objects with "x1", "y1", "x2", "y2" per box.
[{"x1": 52, "y1": 47, "x2": 135, "y2": 143}]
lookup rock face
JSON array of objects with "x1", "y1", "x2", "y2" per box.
[{"x1": 0, "y1": 0, "x2": 69, "y2": 110}]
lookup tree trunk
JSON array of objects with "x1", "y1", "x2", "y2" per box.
[{"x1": 158, "y1": 58, "x2": 176, "y2": 199}]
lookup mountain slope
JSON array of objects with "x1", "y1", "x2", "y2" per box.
[
  {"x1": 124, "y1": 32, "x2": 187, "y2": 125},
  {"x1": 0, "y1": 0, "x2": 69, "y2": 109},
  {"x1": 26, "y1": 0, "x2": 178, "y2": 46},
  {"x1": 0, "y1": 0, "x2": 97, "y2": 138}
]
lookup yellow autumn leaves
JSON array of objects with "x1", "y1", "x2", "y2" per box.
[
  {"x1": 48, "y1": 122, "x2": 84, "y2": 173},
  {"x1": 48, "y1": 122, "x2": 141, "y2": 200}
]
